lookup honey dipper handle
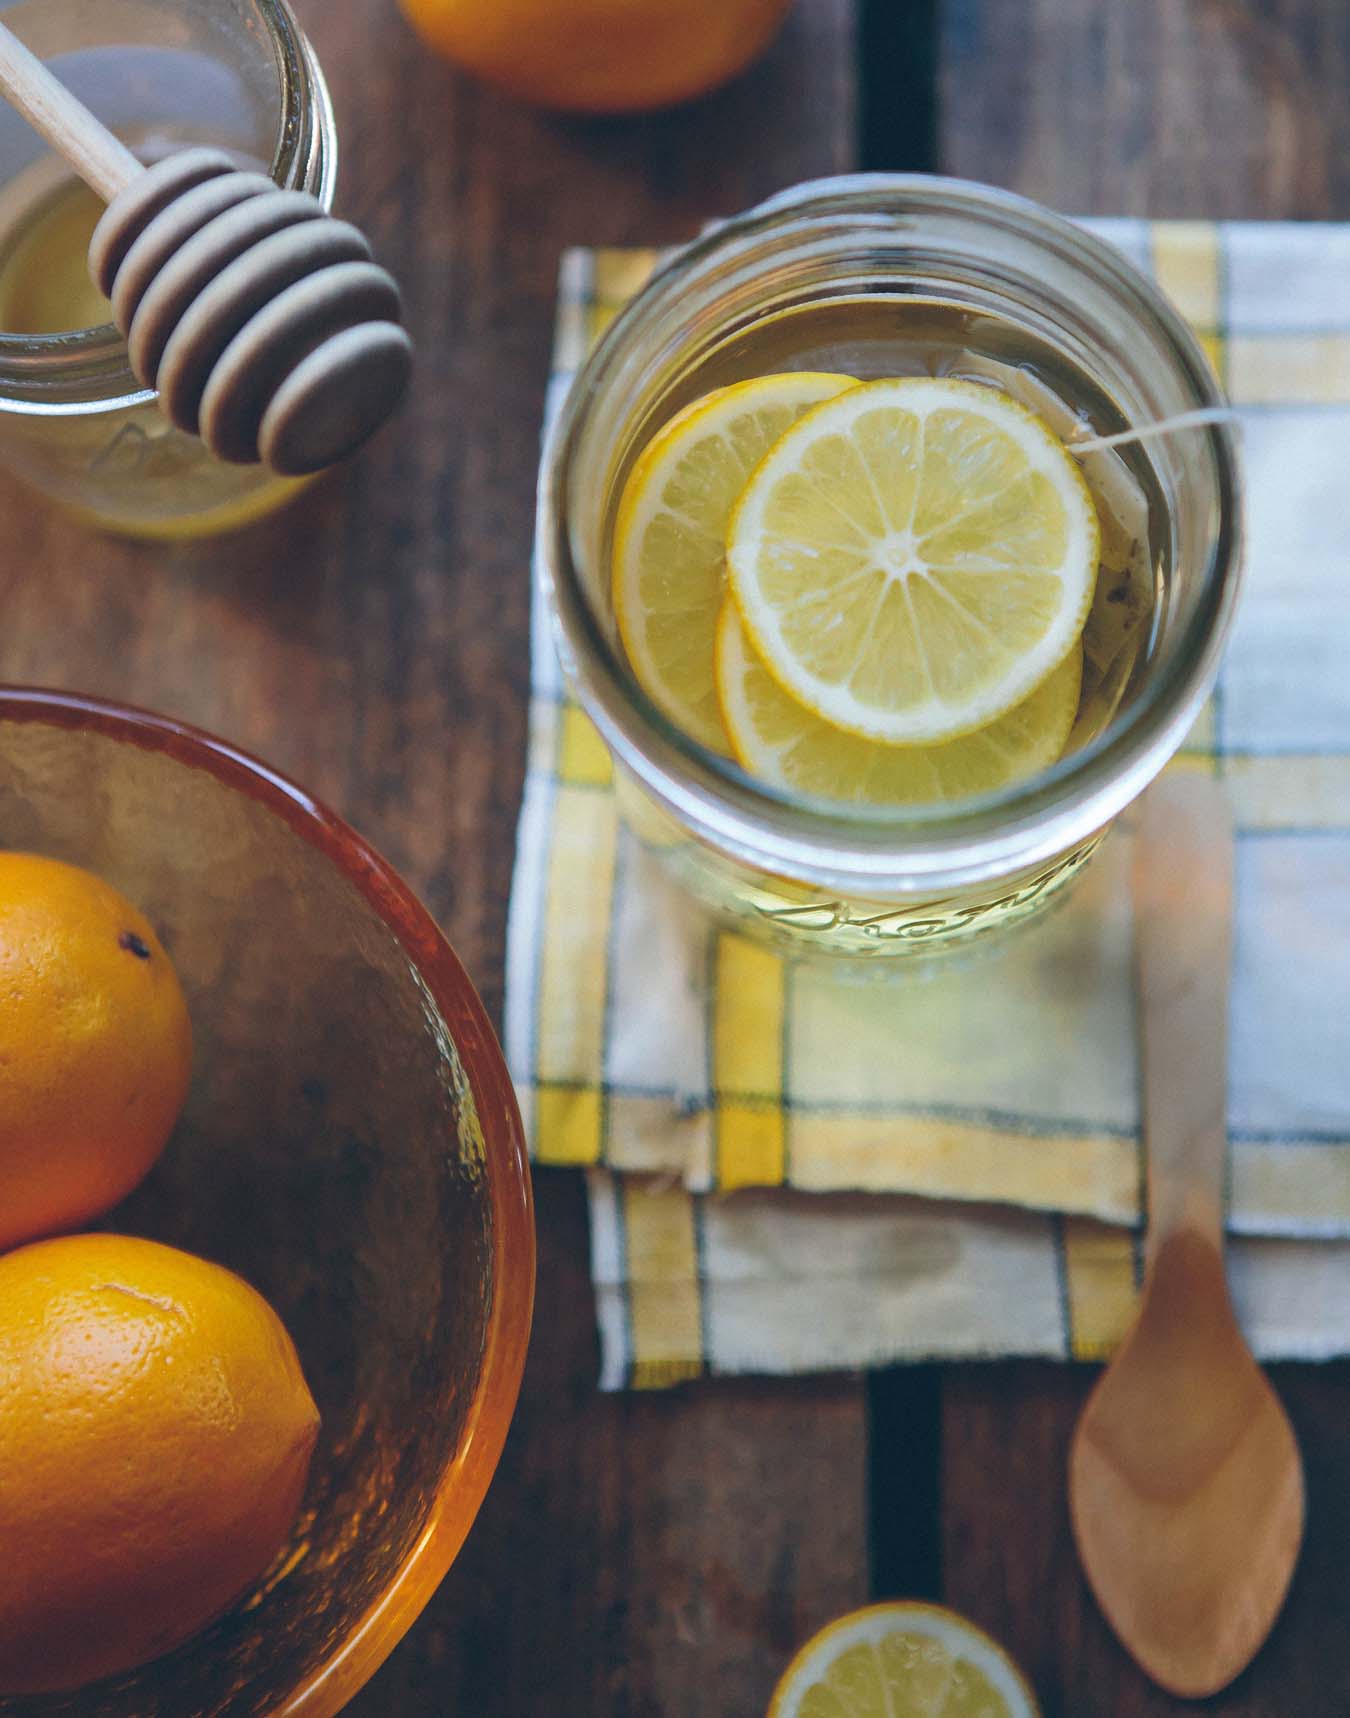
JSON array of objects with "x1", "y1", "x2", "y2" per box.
[{"x1": 0, "y1": 19, "x2": 142, "y2": 204}]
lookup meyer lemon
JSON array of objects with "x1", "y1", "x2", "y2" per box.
[
  {"x1": 726, "y1": 377, "x2": 1099, "y2": 745},
  {"x1": 768, "y1": 1600, "x2": 1040, "y2": 1718},
  {"x1": 613, "y1": 372, "x2": 856, "y2": 754},
  {"x1": 716, "y1": 598, "x2": 1081, "y2": 805}
]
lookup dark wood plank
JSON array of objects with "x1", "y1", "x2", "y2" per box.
[
  {"x1": 0, "y1": 3, "x2": 868, "y2": 1712},
  {"x1": 934, "y1": 4, "x2": 1350, "y2": 1713},
  {"x1": 867, "y1": 1366, "x2": 942, "y2": 1602},
  {"x1": 859, "y1": 0, "x2": 938, "y2": 174},
  {"x1": 346, "y1": 1169, "x2": 867, "y2": 1716},
  {"x1": 942, "y1": 1365, "x2": 1350, "y2": 1717},
  {"x1": 941, "y1": 0, "x2": 1350, "y2": 219}
]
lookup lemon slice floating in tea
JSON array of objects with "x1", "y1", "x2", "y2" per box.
[
  {"x1": 715, "y1": 598, "x2": 1081, "y2": 806},
  {"x1": 727, "y1": 376, "x2": 1099, "y2": 745},
  {"x1": 613, "y1": 371, "x2": 856, "y2": 754},
  {"x1": 767, "y1": 1600, "x2": 1041, "y2": 1718}
]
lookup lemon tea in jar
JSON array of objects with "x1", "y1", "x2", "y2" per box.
[{"x1": 538, "y1": 176, "x2": 1241, "y2": 960}]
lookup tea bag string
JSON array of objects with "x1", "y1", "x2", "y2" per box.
[{"x1": 1067, "y1": 406, "x2": 1238, "y2": 457}]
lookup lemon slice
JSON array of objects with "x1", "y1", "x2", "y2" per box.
[
  {"x1": 768, "y1": 1601, "x2": 1040, "y2": 1718},
  {"x1": 613, "y1": 372, "x2": 857, "y2": 754},
  {"x1": 727, "y1": 377, "x2": 1098, "y2": 745},
  {"x1": 716, "y1": 600, "x2": 1081, "y2": 806}
]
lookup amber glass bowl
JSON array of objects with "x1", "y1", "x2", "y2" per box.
[{"x1": 0, "y1": 689, "x2": 534, "y2": 1717}]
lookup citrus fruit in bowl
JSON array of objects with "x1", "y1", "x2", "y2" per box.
[
  {"x1": 0, "y1": 688, "x2": 534, "y2": 1716},
  {"x1": 0, "y1": 852, "x2": 193, "y2": 1252},
  {"x1": 0, "y1": 1234, "x2": 322, "y2": 1696},
  {"x1": 396, "y1": 0, "x2": 793, "y2": 113}
]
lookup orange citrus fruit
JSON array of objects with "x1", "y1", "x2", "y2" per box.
[
  {"x1": 0, "y1": 1233, "x2": 320, "y2": 1695},
  {"x1": 0, "y1": 852, "x2": 192, "y2": 1251},
  {"x1": 396, "y1": 0, "x2": 792, "y2": 113}
]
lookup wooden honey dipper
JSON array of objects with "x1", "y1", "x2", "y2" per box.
[{"x1": 0, "y1": 20, "x2": 412, "y2": 476}]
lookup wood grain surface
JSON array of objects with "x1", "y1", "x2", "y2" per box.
[
  {"x1": 3, "y1": 0, "x2": 1349, "y2": 1712},
  {"x1": 3, "y1": 3, "x2": 866, "y2": 1714},
  {"x1": 936, "y1": 5, "x2": 1350, "y2": 1715}
]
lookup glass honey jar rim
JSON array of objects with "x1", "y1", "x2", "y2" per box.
[
  {"x1": 540, "y1": 173, "x2": 1244, "y2": 895},
  {"x1": 0, "y1": 0, "x2": 337, "y2": 412}
]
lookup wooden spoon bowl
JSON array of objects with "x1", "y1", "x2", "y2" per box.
[
  {"x1": 1071, "y1": 1229, "x2": 1304, "y2": 1697},
  {"x1": 1069, "y1": 774, "x2": 1305, "y2": 1699}
]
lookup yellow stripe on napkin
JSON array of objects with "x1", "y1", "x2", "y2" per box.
[
  {"x1": 789, "y1": 1114, "x2": 1139, "y2": 1219},
  {"x1": 1228, "y1": 334, "x2": 1350, "y2": 405},
  {"x1": 559, "y1": 705, "x2": 613, "y2": 788},
  {"x1": 1233, "y1": 1141, "x2": 1350, "y2": 1234},
  {"x1": 1061, "y1": 1217, "x2": 1140, "y2": 1359},
  {"x1": 534, "y1": 785, "x2": 618, "y2": 1165},
  {"x1": 623, "y1": 1177, "x2": 705, "y2": 1387},
  {"x1": 713, "y1": 933, "x2": 787, "y2": 1189},
  {"x1": 1151, "y1": 222, "x2": 1225, "y2": 381}
]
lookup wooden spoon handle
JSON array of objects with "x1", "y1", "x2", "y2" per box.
[
  {"x1": 0, "y1": 20, "x2": 142, "y2": 203},
  {"x1": 1134, "y1": 771, "x2": 1234, "y2": 1265}
]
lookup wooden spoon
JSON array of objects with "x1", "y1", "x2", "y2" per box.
[{"x1": 1069, "y1": 772, "x2": 1304, "y2": 1698}]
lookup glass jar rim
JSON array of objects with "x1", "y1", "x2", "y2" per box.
[
  {"x1": 541, "y1": 172, "x2": 1243, "y2": 891},
  {"x1": 0, "y1": 0, "x2": 334, "y2": 408}
]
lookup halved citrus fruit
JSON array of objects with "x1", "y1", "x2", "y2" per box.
[
  {"x1": 768, "y1": 1600, "x2": 1040, "y2": 1718},
  {"x1": 726, "y1": 377, "x2": 1098, "y2": 745},
  {"x1": 613, "y1": 372, "x2": 857, "y2": 754},
  {"x1": 715, "y1": 599, "x2": 1081, "y2": 806}
]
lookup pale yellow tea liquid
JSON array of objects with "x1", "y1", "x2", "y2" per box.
[{"x1": 609, "y1": 299, "x2": 1166, "y2": 957}]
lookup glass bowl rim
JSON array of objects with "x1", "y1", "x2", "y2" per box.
[{"x1": 0, "y1": 684, "x2": 536, "y2": 1718}]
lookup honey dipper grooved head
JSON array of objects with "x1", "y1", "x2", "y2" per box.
[{"x1": 88, "y1": 146, "x2": 412, "y2": 475}]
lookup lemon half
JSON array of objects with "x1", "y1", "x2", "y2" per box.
[
  {"x1": 727, "y1": 377, "x2": 1098, "y2": 746},
  {"x1": 768, "y1": 1600, "x2": 1040, "y2": 1718},
  {"x1": 613, "y1": 372, "x2": 857, "y2": 753},
  {"x1": 716, "y1": 599, "x2": 1081, "y2": 806}
]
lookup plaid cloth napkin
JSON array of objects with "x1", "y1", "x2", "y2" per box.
[{"x1": 506, "y1": 221, "x2": 1350, "y2": 1389}]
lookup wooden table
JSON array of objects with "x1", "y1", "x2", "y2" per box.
[{"x1": 5, "y1": 2, "x2": 1350, "y2": 1711}]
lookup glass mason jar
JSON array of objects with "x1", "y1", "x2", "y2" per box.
[
  {"x1": 0, "y1": 0, "x2": 336, "y2": 539},
  {"x1": 538, "y1": 175, "x2": 1243, "y2": 961}
]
